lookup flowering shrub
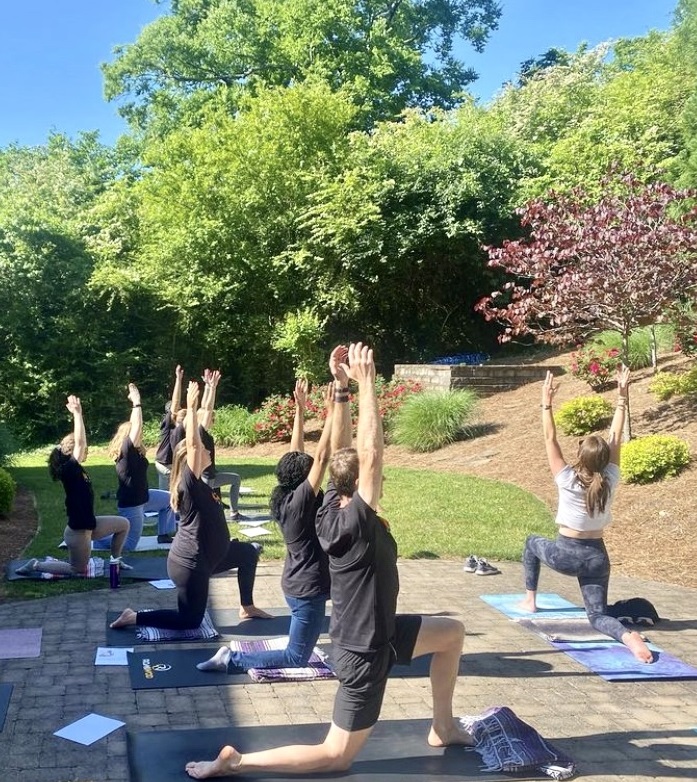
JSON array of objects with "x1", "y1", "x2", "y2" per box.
[
  {"x1": 253, "y1": 394, "x2": 296, "y2": 442},
  {"x1": 568, "y1": 346, "x2": 621, "y2": 388}
]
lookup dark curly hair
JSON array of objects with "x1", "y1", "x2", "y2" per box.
[{"x1": 269, "y1": 451, "x2": 314, "y2": 521}]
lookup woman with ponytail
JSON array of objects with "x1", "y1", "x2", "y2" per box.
[
  {"x1": 520, "y1": 366, "x2": 654, "y2": 663},
  {"x1": 197, "y1": 355, "x2": 341, "y2": 673}
]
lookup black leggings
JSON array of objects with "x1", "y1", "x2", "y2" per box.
[
  {"x1": 523, "y1": 533, "x2": 627, "y2": 643},
  {"x1": 135, "y1": 539, "x2": 259, "y2": 630}
]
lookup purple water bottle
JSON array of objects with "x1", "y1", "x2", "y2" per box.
[{"x1": 109, "y1": 557, "x2": 120, "y2": 589}]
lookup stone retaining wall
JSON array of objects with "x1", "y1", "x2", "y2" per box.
[{"x1": 394, "y1": 363, "x2": 564, "y2": 394}]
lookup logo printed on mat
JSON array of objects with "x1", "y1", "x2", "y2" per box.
[{"x1": 142, "y1": 658, "x2": 172, "y2": 679}]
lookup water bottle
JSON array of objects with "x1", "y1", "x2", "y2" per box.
[{"x1": 109, "y1": 557, "x2": 120, "y2": 589}]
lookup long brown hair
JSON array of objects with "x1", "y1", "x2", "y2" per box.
[
  {"x1": 571, "y1": 435, "x2": 611, "y2": 516},
  {"x1": 168, "y1": 440, "x2": 188, "y2": 512},
  {"x1": 107, "y1": 422, "x2": 145, "y2": 460}
]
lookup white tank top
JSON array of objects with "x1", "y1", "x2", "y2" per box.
[{"x1": 554, "y1": 463, "x2": 621, "y2": 532}]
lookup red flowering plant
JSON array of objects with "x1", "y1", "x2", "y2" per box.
[
  {"x1": 568, "y1": 345, "x2": 621, "y2": 389},
  {"x1": 253, "y1": 394, "x2": 296, "y2": 442}
]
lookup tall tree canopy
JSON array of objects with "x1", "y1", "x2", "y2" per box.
[{"x1": 103, "y1": 0, "x2": 501, "y2": 132}]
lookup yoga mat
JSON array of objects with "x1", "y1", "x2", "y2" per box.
[
  {"x1": 552, "y1": 640, "x2": 697, "y2": 681},
  {"x1": 128, "y1": 718, "x2": 534, "y2": 782},
  {"x1": 0, "y1": 628, "x2": 42, "y2": 659},
  {"x1": 0, "y1": 683, "x2": 12, "y2": 732},
  {"x1": 211, "y1": 607, "x2": 331, "y2": 639},
  {"x1": 515, "y1": 617, "x2": 610, "y2": 643},
  {"x1": 125, "y1": 647, "x2": 460, "y2": 690},
  {"x1": 480, "y1": 593, "x2": 586, "y2": 620},
  {"x1": 6, "y1": 557, "x2": 105, "y2": 581},
  {"x1": 119, "y1": 557, "x2": 170, "y2": 581},
  {"x1": 105, "y1": 611, "x2": 219, "y2": 647},
  {"x1": 133, "y1": 536, "x2": 171, "y2": 552}
]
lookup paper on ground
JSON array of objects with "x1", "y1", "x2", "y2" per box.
[
  {"x1": 238, "y1": 519, "x2": 272, "y2": 527},
  {"x1": 54, "y1": 713, "x2": 125, "y2": 745},
  {"x1": 149, "y1": 578, "x2": 176, "y2": 589},
  {"x1": 238, "y1": 526, "x2": 272, "y2": 538},
  {"x1": 239, "y1": 486, "x2": 254, "y2": 494},
  {"x1": 95, "y1": 647, "x2": 133, "y2": 666}
]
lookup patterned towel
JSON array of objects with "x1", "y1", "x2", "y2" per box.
[
  {"x1": 228, "y1": 637, "x2": 336, "y2": 682},
  {"x1": 39, "y1": 556, "x2": 105, "y2": 580},
  {"x1": 135, "y1": 611, "x2": 219, "y2": 642},
  {"x1": 460, "y1": 706, "x2": 576, "y2": 780}
]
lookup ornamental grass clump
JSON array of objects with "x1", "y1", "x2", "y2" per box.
[
  {"x1": 554, "y1": 396, "x2": 613, "y2": 437},
  {"x1": 392, "y1": 390, "x2": 478, "y2": 452},
  {"x1": 212, "y1": 405, "x2": 259, "y2": 446},
  {"x1": 620, "y1": 434, "x2": 691, "y2": 484}
]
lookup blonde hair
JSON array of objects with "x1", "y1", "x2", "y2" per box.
[
  {"x1": 571, "y1": 435, "x2": 611, "y2": 516},
  {"x1": 168, "y1": 440, "x2": 188, "y2": 512},
  {"x1": 329, "y1": 448, "x2": 360, "y2": 498},
  {"x1": 107, "y1": 421, "x2": 145, "y2": 460}
]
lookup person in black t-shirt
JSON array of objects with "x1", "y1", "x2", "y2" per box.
[
  {"x1": 17, "y1": 396, "x2": 130, "y2": 578},
  {"x1": 185, "y1": 344, "x2": 472, "y2": 781},
  {"x1": 110, "y1": 381, "x2": 271, "y2": 632},
  {"x1": 154, "y1": 364, "x2": 184, "y2": 491},
  {"x1": 197, "y1": 374, "x2": 336, "y2": 673}
]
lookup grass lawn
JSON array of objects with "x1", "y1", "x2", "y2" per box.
[{"x1": 7, "y1": 449, "x2": 554, "y2": 600}]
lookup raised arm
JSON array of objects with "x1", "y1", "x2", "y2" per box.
[
  {"x1": 346, "y1": 342, "x2": 382, "y2": 509},
  {"x1": 329, "y1": 344, "x2": 352, "y2": 453},
  {"x1": 607, "y1": 366, "x2": 630, "y2": 465},
  {"x1": 66, "y1": 395, "x2": 87, "y2": 462},
  {"x1": 290, "y1": 379, "x2": 308, "y2": 453},
  {"x1": 306, "y1": 383, "x2": 335, "y2": 494},
  {"x1": 185, "y1": 381, "x2": 206, "y2": 477},
  {"x1": 199, "y1": 369, "x2": 220, "y2": 431},
  {"x1": 170, "y1": 364, "x2": 184, "y2": 416},
  {"x1": 127, "y1": 383, "x2": 143, "y2": 448},
  {"x1": 541, "y1": 371, "x2": 566, "y2": 476}
]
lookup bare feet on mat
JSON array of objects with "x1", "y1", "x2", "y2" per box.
[
  {"x1": 428, "y1": 719, "x2": 475, "y2": 747},
  {"x1": 624, "y1": 630, "x2": 654, "y2": 663},
  {"x1": 186, "y1": 745, "x2": 242, "y2": 778},
  {"x1": 239, "y1": 605, "x2": 273, "y2": 620},
  {"x1": 110, "y1": 608, "x2": 137, "y2": 628},
  {"x1": 197, "y1": 646, "x2": 231, "y2": 672},
  {"x1": 518, "y1": 597, "x2": 537, "y2": 613}
]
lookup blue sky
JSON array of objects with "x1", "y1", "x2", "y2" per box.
[{"x1": 0, "y1": 0, "x2": 678, "y2": 148}]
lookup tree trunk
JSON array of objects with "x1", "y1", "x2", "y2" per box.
[
  {"x1": 650, "y1": 325, "x2": 658, "y2": 373},
  {"x1": 621, "y1": 330, "x2": 632, "y2": 441}
]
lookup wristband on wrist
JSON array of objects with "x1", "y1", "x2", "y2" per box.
[
  {"x1": 334, "y1": 384, "x2": 349, "y2": 393},
  {"x1": 334, "y1": 393, "x2": 349, "y2": 403},
  {"x1": 132, "y1": 404, "x2": 141, "y2": 408},
  {"x1": 541, "y1": 404, "x2": 552, "y2": 410}
]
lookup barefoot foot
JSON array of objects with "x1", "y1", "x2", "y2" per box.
[
  {"x1": 197, "y1": 646, "x2": 232, "y2": 672},
  {"x1": 428, "y1": 719, "x2": 475, "y2": 748},
  {"x1": 518, "y1": 598, "x2": 537, "y2": 614},
  {"x1": 110, "y1": 608, "x2": 137, "y2": 629},
  {"x1": 239, "y1": 605, "x2": 273, "y2": 620},
  {"x1": 186, "y1": 745, "x2": 242, "y2": 778},
  {"x1": 623, "y1": 630, "x2": 654, "y2": 663}
]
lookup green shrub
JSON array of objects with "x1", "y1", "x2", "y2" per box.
[
  {"x1": 392, "y1": 390, "x2": 479, "y2": 452},
  {"x1": 621, "y1": 434, "x2": 691, "y2": 484},
  {"x1": 649, "y1": 366, "x2": 697, "y2": 401},
  {"x1": 212, "y1": 405, "x2": 259, "y2": 447},
  {"x1": 0, "y1": 421, "x2": 16, "y2": 468},
  {"x1": 554, "y1": 396, "x2": 613, "y2": 437},
  {"x1": 0, "y1": 467, "x2": 16, "y2": 516},
  {"x1": 141, "y1": 417, "x2": 162, "y2": 449},
  {"x1": 591, "y1": 325, "x2": 676, "y2": 370}
]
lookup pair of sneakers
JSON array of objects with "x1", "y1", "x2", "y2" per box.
[{"x1": 463, "y1": 555, "x2": 501, "y2": 576}]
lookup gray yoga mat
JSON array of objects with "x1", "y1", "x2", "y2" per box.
[
  {"x1": 127, "y1": 718, "x2": 533, "y2": 781},
  {"x1": 211, "y1": 607, "x2": 331, "y2": 639},
  {"x1": 0, "y1": 683, "x2": 12, "y2": 732},
  {"x1": 119, "y1": 556, "x2": 170, "y2": 581}
]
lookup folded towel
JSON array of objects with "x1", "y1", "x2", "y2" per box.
[
  {"x1": 135, "y1": 611, "x2": 219, "y2": 642},
  {"x1": 228, "y1": 637, "x2": 336, "y2": 682},
  {"x1": 460, "y1": 706, "x2": 575, "y2": 780},
  {"x1": 37, "y1": 556, "x2": 105, "y2": 580}
]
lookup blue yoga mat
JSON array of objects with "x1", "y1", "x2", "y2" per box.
[
  {"x1": 480, "y1": 593, "x2": 586, "y2": 620},
  {"x1": 0, "y1": 683, "x2": 12, "y2": 732},
  {"x1": 552, "y1": 640, "x2": 697, "y2": 681}
]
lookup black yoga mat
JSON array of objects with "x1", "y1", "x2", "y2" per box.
[
  {"x1": 105, "y1": 611, "x2": 219, "y2": 647},
  {"x1": 211, "y1": 607, "x2": 330, "y2": 639},
  {"x1": 0, "y1": 683, "x2": 13, "y2": 732},
  {"x1": 126, "y1": 647, "x2": 464, "y2": 690},
  {"x1": 128, "y1": 718, "x2": 530, "y2": 781},
  {"x1": 119, "y1": 556, "x2": 170, "y2": 581}
]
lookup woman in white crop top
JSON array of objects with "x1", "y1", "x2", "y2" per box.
[{"x1": 519, "y1": 368, "x2": 653, "y2": 664}]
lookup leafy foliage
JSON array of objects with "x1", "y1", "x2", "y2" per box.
[
  {"x1": 554, "y1": 396, "x2": 613, "y2": 437},
  {"x1": 649, "y1": 366, "x2": 697, "y2": 400},
  {"x1": 211, "y1": 405, "x2": 259, "y2": 447},
  {"x1": 392, "y1": 390, "x2": 479, "y2": 452},
  {"x1": 568, "y1": 346, "x2": 621, "y2": 389},
  {"x1": 253, "y1": 395, "x2": 296, "y2": 443},
  {"x1": 590, "y1": 326, "x2": 676, "y2": 370},
  {"x1": 0, "y1": 423, "x2": 16, "y2": 468},
  {"x1": 620, "y1": 434, "x2": 691, "y2": 484},
  {"x1": 0, "y1": 467, "x2": 16, "y2": 517}
]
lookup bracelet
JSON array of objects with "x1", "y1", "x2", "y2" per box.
[
  {"x1": 132, "y1": 404, "x2": 141, "y2": 408},
  {"x1": 334, "y1": 385, "x2": 349, "y2": 393},
  {"x1": 334, "y1": 393, "x2": 349, "y2": 403},
  {"x1": 540, "y1": 404, "x2": 552, "y2": 410}
]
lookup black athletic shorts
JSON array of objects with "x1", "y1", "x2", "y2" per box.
[{"x1": 331, "y1": 614, "x2": 422, "y2": 732}]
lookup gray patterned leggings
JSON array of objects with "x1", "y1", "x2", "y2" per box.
[{"x1": 523, "y1": 534, "x2": 627, "y2": 643}]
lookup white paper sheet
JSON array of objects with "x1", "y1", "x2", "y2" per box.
[
  {"x1": 95, "y1": 647, "x2": 133, "y2": 666},
  {"x1": 149, "y1": 578, "x2": 176, "y2": 589},
  {"x1": 54, "y1": 713, "x2": 125, "y2": 745},
  {"x1": 239, "y1": 486, "x2": 254, "y2": 495},
  {"x1": 238, "y1": 519, "x2": 273, "y2": 527},
  {"x1": 238, "y1": 526, "x2": 272, "y2": 538}
]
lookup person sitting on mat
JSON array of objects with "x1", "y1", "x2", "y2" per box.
[
  {"x1": 197, "y1": 363, "x2": 340, "y2": 673},
  {"x1": 154, "y1": 364, "x2": 185, "y2": 491},
  {"x1": 519, "y1": 368, "x2": 653, "y2": 664},
  {"x1": 185, "y1": 342, "x2": 472, "y2": 780},
  {"x1": 110, "y1": 380, "x2": 271, "y2": 633},
  {"x1": 197, "y1": 368, "x2": 245, "y2": 521},
  {"x1": 95, "y1": 383, "x2": 177, "y2": 550},
  {"x1": 17, "y1": 395, "x2": 130, "y2": 578}
]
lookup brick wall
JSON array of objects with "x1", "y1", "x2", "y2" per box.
[{"x1": 393, "y1": 363, "x2": 564, "y2": 393}]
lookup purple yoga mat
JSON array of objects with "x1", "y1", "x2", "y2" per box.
[{"x1": 0, "y1": 628, "x2": 42, "y2": 659}]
